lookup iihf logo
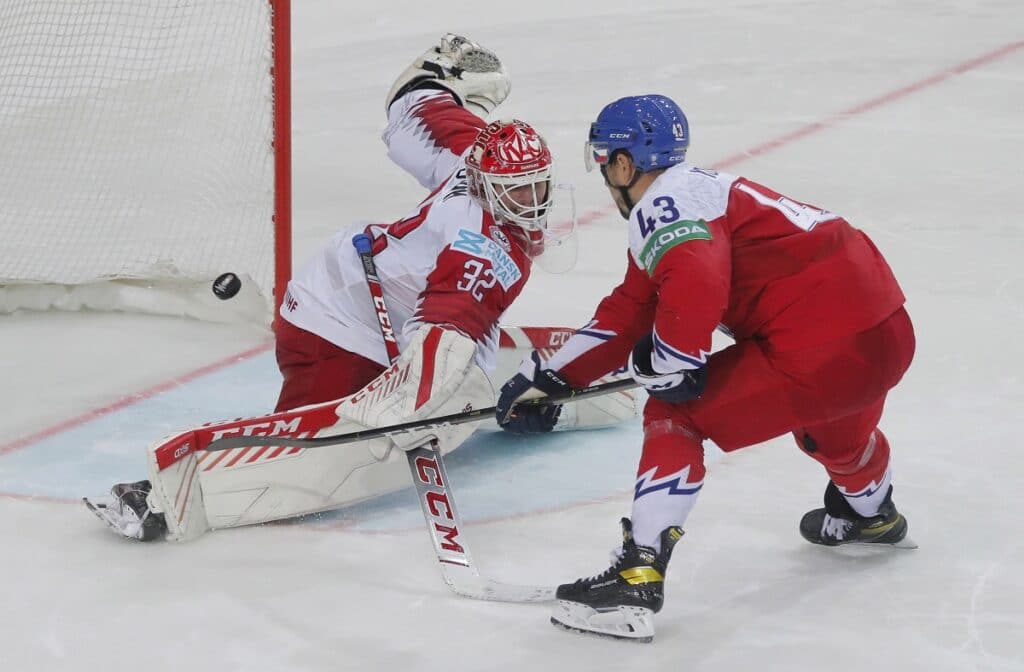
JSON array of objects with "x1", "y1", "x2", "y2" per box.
[{"x1": 489, "y1": 226, "x2": 511, "y2": 252}]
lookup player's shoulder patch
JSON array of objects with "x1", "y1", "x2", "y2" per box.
[
  {"x1": 451, "y1": 228, "x2": 522, "y2": 289},
  {"x1": 488, "y1": 225, "x2": 511, "y2": 252},
  {"x1": 627, "y1": 166, "x2": 731, "y2": 274},
  {"x1": 635, "y1": 219, "x2": 712, "y2": 272}
]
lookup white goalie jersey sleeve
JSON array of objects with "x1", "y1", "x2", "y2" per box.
[{"x1": 382, "y1": 89, "x2": 485, "y2": 190}]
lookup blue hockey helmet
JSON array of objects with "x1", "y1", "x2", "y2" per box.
[{"x1": 584, "y1": 94, "x2": 689, "y2": 174}]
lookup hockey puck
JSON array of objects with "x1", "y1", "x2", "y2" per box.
[{"x1": 212, "y1": 272, "x2": 242, "y2": 300}]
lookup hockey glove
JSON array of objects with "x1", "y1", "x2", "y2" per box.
[
  {"x1": 385, "y1": 34, "x2": 510, "y2": 116},
  {"x1": 629, "y1": 333, "x2": 708, "y2": 403},
  {"x1": 495, "y1": 351, "x2": 571, "y2": 434}
]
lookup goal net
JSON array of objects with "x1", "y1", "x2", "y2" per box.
[{"x1": 0, "y1": 0, "x2": 290, "y2": 323}]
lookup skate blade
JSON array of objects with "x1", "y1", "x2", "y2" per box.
[
  {"x1": 550, "y1": 600, "x2": 654, "y2": 643},
  {"x1": 888, "y1": 534, "x2": 918, "y2": 549},
  {"x1": 83, "y1": 496, "x2": 142, "y2": 540},
  {"x1": 826, "y1": 534, "x2": 918, "y2": 554}
]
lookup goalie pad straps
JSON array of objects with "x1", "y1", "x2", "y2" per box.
[
  {"x1": 333, "y1": 324, "x2": 494, "y2": 459},
  {"x1": 385, "y1": 33, "x2": 510, "y2": 117}
]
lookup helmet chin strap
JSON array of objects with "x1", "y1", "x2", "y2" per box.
[
  {"x1": 618, "y1": 171, "x2": 643, "y2": 219},
  {"x1": 603, "y1": 163, "x2": 643, "y2": 219}
]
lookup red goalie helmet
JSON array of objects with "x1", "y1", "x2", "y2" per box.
[{"x1": 466, "y1": 119, "x2": 554, "y2": 236}]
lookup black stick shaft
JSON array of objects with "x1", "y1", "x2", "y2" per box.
[{"x1": 205, "y1": 377, "x2": 634, "y2": 452}]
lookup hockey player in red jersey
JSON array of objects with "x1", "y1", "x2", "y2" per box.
[
  {"x1": 495, "y1": 94, "x2": 916, "y2": 641},
  {"x1": 86, "y1": 34, "x2": 578, "y2": 543}
]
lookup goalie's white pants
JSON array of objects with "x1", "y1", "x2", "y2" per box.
[{"x1": 145, "y1": 326, "x2": 493, "y2": 542}]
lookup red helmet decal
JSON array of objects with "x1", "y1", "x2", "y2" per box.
[
  {"x1": 465, "y1": 119, "x2": 555, "y2": 231},
  {"x1": 469, "y1": 120, "x2": 552, "y2": 175},
  {"x1": 494, "y1": 127, "x2": 544, "y2": 164}
]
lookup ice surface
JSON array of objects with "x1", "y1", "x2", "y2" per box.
[{"x1": 2, "y1": 2, "x2": 1023, "y2": 670}]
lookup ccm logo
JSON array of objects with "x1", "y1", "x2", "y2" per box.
[
  {"x1": 349, "y1": 362, "x2": 407, "y2": 404},
  {"x1": 415, "y1": 454, "x2": 465, "y2": 555},
  {"x1": 210, "y1": 417, "x2": 306, "y2": 441},
  {"x1": 548, "y1": 330, "x2": 572, "y2": 346},
  {"x1": 373, "y1": 296, "x2": 397, "y2": 343}
]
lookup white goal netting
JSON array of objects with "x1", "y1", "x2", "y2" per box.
[{"x1": 0, "y1": 0, "x2": 285, "y2": 322}]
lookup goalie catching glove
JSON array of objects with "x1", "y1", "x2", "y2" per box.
[
  {"x1": 495, "y1": 351, "x2": 572, "y2": 434},
  {"x1": 385, "y1": 33, "x2": 510, "y2": 117}
]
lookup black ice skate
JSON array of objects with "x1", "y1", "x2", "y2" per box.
[
  {"x1": 800, "y1": 482, "x2": 916, "y2": 549},
  {"x1": 550, "y1": 518, "x2": 683, "y2": 643},
  {"x1": 84, "y1": 480, "x2": 167, "y2": 542}
]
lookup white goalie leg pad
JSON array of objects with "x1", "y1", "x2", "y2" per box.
[
  {"x1": 143, "y1": 398, "x2": 396, "y2": 540},
  {"x1": 144, "y1": 429, "x2": 210, "y2": 543},
  {"x1": 141, "y1": 326, "x2": 491, "y2": 540},
  {"x1": 333, "y1": 324, "x2": 494, "y2": 459},
  {"x1": 385, "y1": 33, "x2": 510, "y2": 117},
  {"x1": 554, "y1": 373, "x2": 639, "y2": 431},
  {"x1": 551, "y1": 601, "x2": 656, "y2": 643},
  {"x1": 195, "y1": 428, "x2": 400, "y2": 532}
]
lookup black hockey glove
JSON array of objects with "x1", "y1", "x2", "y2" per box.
[
  {"x1": 495, "y1": 351, "x2": 571, "y2": 434},
  {"x1": 629, "y1": 333, "x2": 708, "y2": 403}
]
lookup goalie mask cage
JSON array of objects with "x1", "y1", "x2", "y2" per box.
[{"x1": 0, "y1": 0, "x2": 291, "y2": 323}]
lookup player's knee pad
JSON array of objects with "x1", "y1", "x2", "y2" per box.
[{"x1": 385, "y1": 33, "x2": 510, "y2": 117}]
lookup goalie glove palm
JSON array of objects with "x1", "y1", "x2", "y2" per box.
[
  {"x1": 495, "y1": 351, "x2": 571, "y2": 434},
  {"x1": 385, "y1": 33, "x2": 511, "y2": 116}
]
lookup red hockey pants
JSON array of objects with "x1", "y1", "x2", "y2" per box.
[
  {"x1": 640, "y1": 307, "x2": 916, "y2": 494},
  {"x1": 274, "y1": 319, "x2": 386, "y2": 412}
]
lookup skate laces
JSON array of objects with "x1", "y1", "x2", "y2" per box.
[
  {"x1": 570, "y1": 543, "x2": 632, "y2": 586},
  {"x1": 822, "y1": 514, "x2": 854, "y2": 541}
]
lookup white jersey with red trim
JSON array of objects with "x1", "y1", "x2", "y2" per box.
[
  {"x1": 280, "y1": 89, "x2": 532, "y2": 374},
  {"x1": 383, "y1": 88, "x2": 483, "y2": 190}
]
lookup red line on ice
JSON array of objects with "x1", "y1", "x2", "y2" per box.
[
  {"x1": 2, "y1": 37, "x2": 1021, "y2": 473},
  {"x1": 0, "y1": 340, "x2": 272, "y2": 458}
]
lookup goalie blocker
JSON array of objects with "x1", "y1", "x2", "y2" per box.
[{"x1": 89, "y1": 325, "x2": 636, "y2": 542}]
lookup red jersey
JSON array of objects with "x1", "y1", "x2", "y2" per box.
[{"x1": 546, "y1": 164, "x2": 905, "y2": 385}]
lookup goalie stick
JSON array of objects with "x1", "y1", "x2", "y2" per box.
[{"x1": 350, "y1": 232, "x2": 555, "y2": 603}]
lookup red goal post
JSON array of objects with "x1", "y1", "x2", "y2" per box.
[{"x1": 0, "y1": 0, "x2": 291, "y2": 324}]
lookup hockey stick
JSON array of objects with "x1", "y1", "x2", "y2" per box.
[
  {"x1": 348, "y1": 232, "x2": 556, "y2": 603},
  {"x1": 205, "y1": 377, "x2": 635, "y2": 452}
]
